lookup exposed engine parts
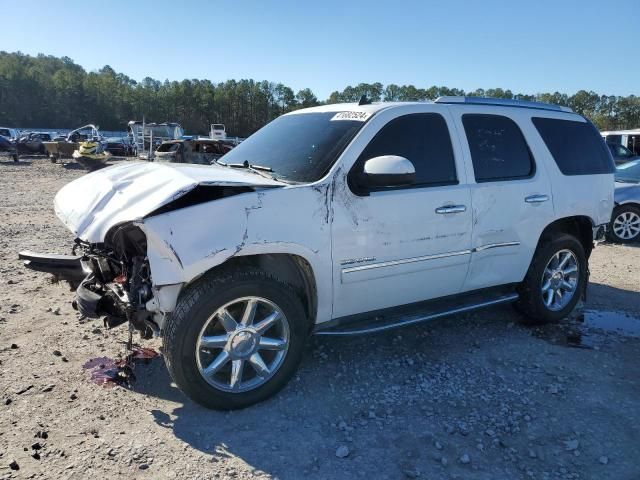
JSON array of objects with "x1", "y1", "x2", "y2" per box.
[{"x1": 71, "y1": 223, "x2": 157, "y2": 338}]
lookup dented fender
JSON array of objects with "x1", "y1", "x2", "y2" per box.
[{"x1": 139, "y1": 185, "x2": 334, "y2": 321}]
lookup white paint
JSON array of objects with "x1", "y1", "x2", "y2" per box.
[
  {"x1": 53, "y1": 101, "x2": 614, "y2": 325},
  {"x1": 54, "y1": 161, "x2": 283, "y2": 243}
]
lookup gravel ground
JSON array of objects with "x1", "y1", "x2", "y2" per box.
[{"x1": 0, "y1": 156, "x2": 639, "y2": 480}]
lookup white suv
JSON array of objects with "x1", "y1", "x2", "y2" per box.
[{"x1": 21, "y1": 97, "x2": 615, "y2": 409}]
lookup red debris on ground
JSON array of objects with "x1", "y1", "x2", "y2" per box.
[
  {"x1": 82, "y1": 347, "x2": 159, "y2": 388},
  {"x1": 129, "y1": 347, "x2": 159, "y2": 360}
]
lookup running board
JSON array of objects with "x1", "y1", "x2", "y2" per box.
[{"x1": 315, "y1": 291, "x2": 519, "y2": 336}]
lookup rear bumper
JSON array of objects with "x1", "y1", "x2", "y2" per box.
[{"x1": 18, "y1": 250, "x2": 85, "y2": 286}]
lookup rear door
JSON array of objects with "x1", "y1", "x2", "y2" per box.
[{"x1": 450, "y1": 108, "x2": 555, "y2": 292}]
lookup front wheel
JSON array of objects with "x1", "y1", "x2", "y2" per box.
[
  {"x1": 608, "y1": 205, "x2": 640, "y2": 243},
  {"x1": 163, "y1": 269, "x2": 307, "y2": 410},
  {"x1": 516, "y1": 233, "x2": 587, "y2": 324}
]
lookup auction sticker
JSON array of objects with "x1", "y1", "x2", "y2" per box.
[{"x1": 331, "y1": 111, "x2": 372, "y2": 121}]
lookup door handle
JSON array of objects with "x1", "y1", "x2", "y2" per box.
[
  {"x1": 525, "y1": 194, "x2": 549, "y2": 204},
  {"x1": 435, "y1": 205, "x2": 467, "y2": 214}
]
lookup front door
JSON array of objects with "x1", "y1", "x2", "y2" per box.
[{"x1": 330, "y1": 108, "x2": 473, "y2": 319}]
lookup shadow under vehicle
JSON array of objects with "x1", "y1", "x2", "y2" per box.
[
  {"x1": 43, "y1": 124, "x2": 104, "y2": 163},
  {"x1": 154, "y1": 138, "x2": 234, "y2": 164}
]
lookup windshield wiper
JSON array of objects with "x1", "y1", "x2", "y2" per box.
[
  {"x1": 217, "y1": 160, "x2": 277, "y2": 180},
  {"x1": 218, "y1": 160, "x2": 272, "y2": 171},
  {"x1": 615, "y1": 178, "x2": 639, "y2": 183}
]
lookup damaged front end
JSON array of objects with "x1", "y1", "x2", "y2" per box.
[
  {"x1": 20, "y1": 223, "x2": 157, "y2": 338},
  {"x1": 19, "y1": 161, "x2": 287, "y2": 339}
]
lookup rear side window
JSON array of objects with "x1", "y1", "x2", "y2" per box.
[
  {"x1": 532, "y1": 117, "x2": 615, "y2": 175},
  {"x1": 462, "y1": 114, "x2": 534, "y2": 182},
  {"x1": 356, "y1": 113, "x2": 457, "y2": 188}
]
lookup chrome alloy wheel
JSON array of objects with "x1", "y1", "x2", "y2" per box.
[
  {"x1": 613, "y1": 210, "x2": 640, "y2": 240},
  {"x1": 540, "y1": 249, "x2": 579, "y2": 312},
  {"x1": 196, "y1": 297, "x2": 290, "y2": 393}
]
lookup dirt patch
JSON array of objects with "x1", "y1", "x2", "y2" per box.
[{"x1": 0, "y1": 157, "x2": 639, "y2": 479}]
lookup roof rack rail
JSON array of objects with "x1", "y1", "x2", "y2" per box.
[{"x1": 434, "y1": 96, "x2": 573, "y2": 113}]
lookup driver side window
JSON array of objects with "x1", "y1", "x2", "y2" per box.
[{"x1": 352, "y1": 113, "x2": 458, "y2": 191}]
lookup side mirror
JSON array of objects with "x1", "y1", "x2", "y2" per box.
[{"x1": 362, "y1": 155, "x2": 415, "y2": 188}]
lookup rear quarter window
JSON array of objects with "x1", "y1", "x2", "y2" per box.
[{"x1": 532, "y1": 117, "x2": 615, "y2": 175}]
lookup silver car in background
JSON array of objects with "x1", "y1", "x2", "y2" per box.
[{"x1": 610, "y1": 159, "x2": 640, "y2": 242}]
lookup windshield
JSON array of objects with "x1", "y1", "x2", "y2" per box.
[
  {"x1": 608, "y1": 143, "x2": 633, "y2": 158},
  {"x1": 219, "y1": 112, "x2": 367, "y2": 182},
  {"x1": 148, "y1": 126, "x2": 178, "y2": 138},
  {"x1": 615, "y1": 159, "x2": 640, "y2": 183},
  {"x1": 0, "y1": 129, "x2": 12, "y2": 138}
]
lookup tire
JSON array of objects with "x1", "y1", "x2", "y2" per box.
[
  {"x1": 163, "y1": 268, "x2": 308, "y2": 410},
  {"x1": 608, "y1": 204, "x2": 640, "y2": 243},
  {"x1": 516, "y1": 233, "x2": 587, "y2": 324}
]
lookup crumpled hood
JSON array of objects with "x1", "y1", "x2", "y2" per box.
[{"x1": 54, "y1": 161, "x2": 284, "y2": 242}]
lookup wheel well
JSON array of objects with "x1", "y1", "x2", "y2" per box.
[
  {"x1": 539, "y1": 216, "x2": 594, "y2": 258},
  {"x1": 614, "y1": 202, "x2": 640, "y2": 210},
  {"x1": 200, "y1": 254, "x2": 318, "y2": 329}
]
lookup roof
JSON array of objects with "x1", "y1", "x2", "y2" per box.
[{"x1": 288, "y1": 96, "x2": 574, "y2": 116}]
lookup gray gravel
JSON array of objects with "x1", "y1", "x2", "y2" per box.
[{"x1": 0, "y1": 156, "x2": 639, "y2": 479}]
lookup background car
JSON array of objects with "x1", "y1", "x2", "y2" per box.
[
  {"x1": 17, "y1": 132, "x2": 52, "y2": 154},
  {"x1": 104, "y1": 137, "x2": 128, "y2": 156},
  {"x1": 0, "y1": 127, "x2": 20, "y2": 140},
  {"x1": 154, "y1": 138, "x2": 234, "y2": 164},
  {"x1": 0, "y1": 135, "x2": 18, "y2": 161},
  {"x1": 607, "y1": 142, "x2": 639, "y2": 165},
  {"x1": 609, "y1": 158, "x2": 640, "y2": 243}
]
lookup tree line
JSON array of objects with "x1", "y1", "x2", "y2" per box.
[{"x1": 0, "y1": 51, "x2": 638, "y2": 137}]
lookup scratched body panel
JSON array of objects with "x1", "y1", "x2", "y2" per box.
[{"x1": 140, "y1": 185, "x2": 333, "y2": 323}]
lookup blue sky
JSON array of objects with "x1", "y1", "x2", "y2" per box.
[{"x1": 3, "y1": 0, "x2": 637, "y2": 99}]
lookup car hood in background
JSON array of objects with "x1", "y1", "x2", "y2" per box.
[
  {"x1": 614, "y1": 181, "x2": 640, "y2": 205},
  {"x1": 54, "y1": 161, "x2": 284, "y2": 242}
]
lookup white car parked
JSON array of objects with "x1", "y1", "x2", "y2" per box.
[{"x1": 20, "y1": 97, "x2": 615, "y2": 409}]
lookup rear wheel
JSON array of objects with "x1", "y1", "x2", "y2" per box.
[
  {"x1": 608, "y1": 205, "x2": 640, "y2": 243},
  {"x1": 516, "y1": 233, "x2": 587, "y2": 324},
  {"x1": 163, "y1": 269, "x2": 307, "y2": 410}
]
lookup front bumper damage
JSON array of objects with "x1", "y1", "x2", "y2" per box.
[
  {"x1": 18, "y1": 251, "x2": 85, "y2": 288},
  {"x1": 19, "y1": 228, "x2": 166, "y2": 339}
]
